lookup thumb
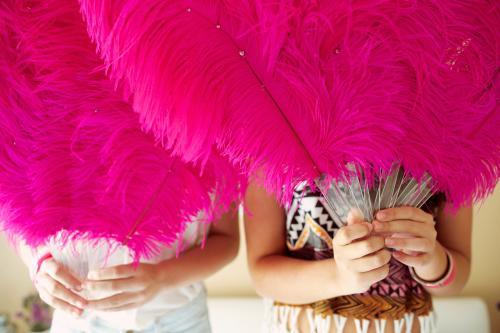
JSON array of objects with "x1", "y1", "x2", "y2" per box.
[
  {"x1": 346, "y1": 209, "x2": 364, "y2": 225},
  {"x1": 347, "y1": 209, "x2": 373, "y2": 231}
]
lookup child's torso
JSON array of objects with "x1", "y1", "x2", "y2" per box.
[{"x1": 266, "y1": 183, "x2": 442, "y2": 333}]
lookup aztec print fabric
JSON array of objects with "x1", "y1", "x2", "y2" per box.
[{"x1": 267, "y1": 182, "x2": 444, "y2": 333}]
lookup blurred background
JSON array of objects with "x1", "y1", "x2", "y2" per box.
[{"x1": 1, "y1": 187, "x2": 499, "y2": 332}]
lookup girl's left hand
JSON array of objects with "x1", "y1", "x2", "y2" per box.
[
  {"x1": 373, "y1": 207, "x2": 439, "y2": 270},
  {"x1": 83, "y1": 263, "x2": 163, "y2": 311}
]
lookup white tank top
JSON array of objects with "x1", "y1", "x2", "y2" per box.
[{"x1": 49, "y1": 219, "x2": 208, "y2": 330}]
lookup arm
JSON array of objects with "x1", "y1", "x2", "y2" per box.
[
  {"x1": 155, "y1": 206, "x2": 240, "y2": 288},
  {"x1": 15, "y1": 239, "x2": 39, "y2": 273},
  {"x1": 374, "y1": 204, "x2": 472, "y2": 296},
  {"x1": 245, "y1": 180, "x2": 389, "y2": 305},
  {"x1": 418, "y1": 205, "x2": 472, "y2": 296},
  {"x1": 85, "y1": 206, "x2": 239, "y2": 311}
]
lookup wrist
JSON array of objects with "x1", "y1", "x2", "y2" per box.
[
  {"x1": 411, "y1": 247, "x2": 456, "y2": 289},
  {"x1": 31, "y1": 251, "x2": 52, "y2": 282},
  {"x1": 413, "y1": 243, "x2": 447, "y2": 281},
  {"x1": 325, "y1": 259, "x2": 343, "y2": 298},
  {"x1": 155, "y1": 260, "x2": 177, "y2": 292}
]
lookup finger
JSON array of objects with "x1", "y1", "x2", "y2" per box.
[
  {"x1": 360, "y1": 263, "x2": 390, "y2": 285},
  {"x1": 86, "y1": 292, "x2": 146, "y2": 311},
  {"x1": 347, "y1": 209, "x2": 366, "y2": 225},
  {"x1": 376, "y1": 207, "x2": 433, "y2": 223},
  {"x1": 84, "y1": 278, "x2": 146, "y2": 293},
  {"x1": 392, "y1": 251, "x2": 430, "y2": 267},
  {"x1": 341, "y1": 236, "x2": 385, "y2": 259},
  {"x1": 333, "y1": 223, "x2": 372, "y2": 246},
  {"x1": 385, "y1": 237, "x2": 434, "y2": 253},
  {"x1": 37, "y1": 274, "x2": 87, "y2": 309},
  {"x1": 87, "y1": 264, "x2": 136, "y2": 280},
  {"x1": 38, "y1": 288, "x2": 84, "y2": 317},
  {"x1": 373, "y1": 220, "x2": 436, "y2": 238},
  {"x1": 348, "y1": 249, "x2": 391, "y2": 272},
  {"x1": 43, "y1": 259, "x2": 83, "y2": 291}
]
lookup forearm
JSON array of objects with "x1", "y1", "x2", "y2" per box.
[
  {"x1": 414, "y1": 242, "x2": 470, "y2": 296},
  {"x1": 157, "y1": 232, "x2": 239, "y2": 289},
  {"x1": 250, "y1": 254, "x2": 342, "y2": 305},
  {"x1": 11, "y1": 237, "x2": 42, "y2": 272}
]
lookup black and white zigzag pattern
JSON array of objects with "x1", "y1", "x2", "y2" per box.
[{"x1": 286, "y1": 184, "x2": 341, "y2": 248}]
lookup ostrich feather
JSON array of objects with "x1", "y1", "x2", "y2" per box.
[
  {"x1": 0, "y1": 0, "x2": 238, "y2": 259},
  {"x1": 79, "y1": 0, "x2": 499, "y2": 206},
  {"x1": 78, "y1": 0, "x2": 400, "y2": 202}
]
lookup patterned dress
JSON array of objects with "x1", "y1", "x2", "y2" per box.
[{"x1": 266, "y1": 183, "x2": 444, "y2": 333}]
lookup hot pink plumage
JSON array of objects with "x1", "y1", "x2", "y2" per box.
[
  {"x1": 0, "y1": 0, "x2": 239, "y2": 259},
  {"x1": 79, "y1": 0, "x2": 499, "y2": 206},
  {"x1": 0, "y1": 0, "x2": 498, "y2": 255}
]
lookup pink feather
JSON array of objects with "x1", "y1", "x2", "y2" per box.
[
  {"x1": 0, "y1": 0, "x2": 239, "y2": 259},
  {"x1": 80, "y1": 0, "x2": 499, "y2": 206}
]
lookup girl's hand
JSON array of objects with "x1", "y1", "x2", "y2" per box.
[
  {"x1": 332, "y1": 213, "x2": 391, "y2": 295},
  {"x1": 373, "y1": 207, "x2": 442, "y2": 270},
  {"x1": 34, "y1": 257, "x2": 87, "y2": 316},
  {"x1": 84, "y1": 263, "x2": 163, "y2": 312}
]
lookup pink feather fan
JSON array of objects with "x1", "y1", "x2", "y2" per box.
[
  {"x1": 0, "y1": 0, "x2": 239, "y2": 260},
  {"x1": 79, "y1": 0, "x2": 499, "y2": 208}
]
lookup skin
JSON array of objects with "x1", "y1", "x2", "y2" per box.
[
  {"x1": 375, "y1": 204, "x2": 472, "y2": 296},
  {"x1": 22, "y1": 207, "x2": 239, "y2": 316},
  {"x1": 245, "y1": 179, "x2": 472, "y2": 333},
  {"x1": 33, "y1": 257, "x2": 87, "y2": 317}
]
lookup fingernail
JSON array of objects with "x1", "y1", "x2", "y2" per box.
[
  {"x1": 377, "y1": 212, "x2": 386, "y2": 219},
  {"x1": 74, "y1": 285, "x2": 83, "y2": 292},
  {"x1": 385, "y1": 238, "x2": 395, "y2": 246}
]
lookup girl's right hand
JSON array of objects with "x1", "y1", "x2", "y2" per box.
[
  {"x1": 34, "y1": 257, "x2": 88, "y2": 316},
  {"x1": 332, "y1": 213, "x2": 391, "y2": 295}
]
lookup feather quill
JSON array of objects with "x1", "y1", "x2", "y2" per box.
[
  {"x1": 0, "y1": 0, "x2": 238, "y2": 259},
  {"x1": 79, "y1": 0, "x2": 499, "y2": 206}
]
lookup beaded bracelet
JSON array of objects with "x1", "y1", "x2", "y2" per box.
[{"x1": 409, "y1": 249, "x2": 456, "y2": 288}]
